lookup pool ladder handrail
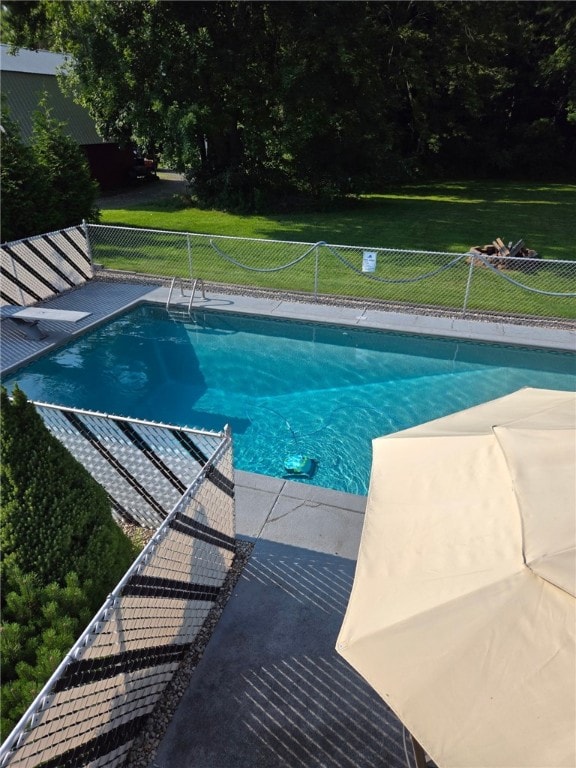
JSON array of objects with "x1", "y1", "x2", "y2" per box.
[
  {"x1": 165, "y1": 277, "x2": 206, "y2": 313},
  {"x1": 165, "y1": 277, "x2": 185, "y2": 310},
  {"x1": 187, "y1": 278, "x2": 206, "y2": 314}
]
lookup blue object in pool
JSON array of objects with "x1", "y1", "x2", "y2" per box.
[{"x1": 283, "y1": 454, "x2": 317, "y2": 479}]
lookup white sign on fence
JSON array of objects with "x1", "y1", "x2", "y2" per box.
[{"x1": 362, "y1": 250, "x2": 377, "y2": 273}]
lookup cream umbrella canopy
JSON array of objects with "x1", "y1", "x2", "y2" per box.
[{"x1": 337, "y1": 388, "x2": 576, "y2": 768}]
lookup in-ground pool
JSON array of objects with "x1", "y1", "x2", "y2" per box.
[{"x1": 4, "y1": 304, "x2": 575, "y2": 495}]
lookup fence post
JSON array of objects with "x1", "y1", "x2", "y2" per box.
[
  {"x1": 82, "y1": 220, "x2": 94, "y2": 272},
  {"x1": 314, "y1": 244, "x2": 319, "y2": 302},
  {"x1": 187, "y1": 234, "x2": 193, "y2": 281},
  {"x1": 462, "y1": 255, "x2": 475, "y2": 317}
]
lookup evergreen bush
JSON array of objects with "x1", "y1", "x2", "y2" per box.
[
  {"x1": 1, "y1": 386, "x2": 136, "y2": 605},
  {"x1": 31, "y1": 97, "x2": 100, "y2": 232},
  {"x1": 0, "y1": 108, "x2": 50, "y2": 243},
  {"x1": 0, "y1": 566, "x2": 93, "y2": 736},
  {"x1": 0, "y1": 98, "x2": 100, "y2": 243},
  {"x1": 0, "y1": 386, "x2": 138, "y2": 736}
]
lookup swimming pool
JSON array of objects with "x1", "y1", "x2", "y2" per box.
[{"x1": 4, "y1": 304, "x2": 575, "y2": 494}]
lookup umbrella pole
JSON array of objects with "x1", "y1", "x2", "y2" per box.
[{"x1": 411, "y1": 735, "x2": 428, "y2": 768}]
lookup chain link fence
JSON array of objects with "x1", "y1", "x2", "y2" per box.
[
  {"x1": 1, "y1": 224, "x2": 574, "y2": 323},
  {"x1": 88, "y1": 224, "x2": 576, "y2": 323},
  {"x1": 0, "y1": 404, "x2": 235, "y2": 768}
]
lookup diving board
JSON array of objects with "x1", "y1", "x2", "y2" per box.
[{"x1": 8, "y1": 307, "x2": 91, "y2": 339}]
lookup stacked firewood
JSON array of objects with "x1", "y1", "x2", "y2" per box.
[{"x1": 466, "y1": 238, "x2": 541, "y2": 272}]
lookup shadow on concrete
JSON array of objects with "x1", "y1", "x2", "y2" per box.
[{"x1": 152, "y1": 538, "x2": 408, "y2": 768}]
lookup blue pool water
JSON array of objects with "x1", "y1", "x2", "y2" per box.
[{"x1": 4, "y1": 304, "x2": 575, "y2": 495}]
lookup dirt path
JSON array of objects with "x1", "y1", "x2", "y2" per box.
[{"x1": 97, "y1": 170, "x2": 187, "y2": 209}]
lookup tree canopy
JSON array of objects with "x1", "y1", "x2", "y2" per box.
[{"x1": 3, "y1": 0, "x2": 575, "y2": 211}]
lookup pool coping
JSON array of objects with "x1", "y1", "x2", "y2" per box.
[
  {"x1": 3, "y1": 278, "x2": 573, "y2": 502},
  {"x1": 144, "y1": 283, "x2": 576, "y2": 351}
]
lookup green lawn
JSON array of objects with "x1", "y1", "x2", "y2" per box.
[
  {"x1": 100, "y1": 180, "x2": 576, "y2": 261},
  {"x1": 96, "y1": 180, "x2": 576, "y2": 319}
]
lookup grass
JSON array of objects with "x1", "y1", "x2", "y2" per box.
[
  {"x1": 96, "y1": 180, "x2": 576, "y2": 319},
  {"x1": 100, "y1": 180, "x2": 576, "y2": 261}
]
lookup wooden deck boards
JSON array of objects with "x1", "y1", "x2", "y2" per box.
[{"x1": 0, "y1": 280, "x2": 156, "y2": 374}]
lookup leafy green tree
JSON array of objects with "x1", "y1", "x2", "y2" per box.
[
  {"x1": 3, "y1": 0, "x2": 575, "y2": 208},
  {"x1": 504, "y1": 2, "x2": 576, "y2": 178},
  {"x1": 0, "y1": 0, "x2": 54, "y2": 50}
]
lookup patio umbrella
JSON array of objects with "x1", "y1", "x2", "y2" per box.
[{"x1": 337, "y1": 387, "x2": 576, "y2": 768}]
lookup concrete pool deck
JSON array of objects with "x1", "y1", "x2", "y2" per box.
[
  {"x1": 145, "y1": 282, "x2": 576, "y2": 351},
  {"x1": 1, "y1": 280, "x2": 573, "y2": 767},
  {"x1": 146, "y1": 469, "x2": 416, "y2": 768}
]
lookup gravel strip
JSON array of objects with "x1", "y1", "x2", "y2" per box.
[
  {"x1": 124, "y1": 538, "x2": 255, "y2": 768},
  {"x1": 119, "y1": 520, "x2": 156, "y2": 550}
]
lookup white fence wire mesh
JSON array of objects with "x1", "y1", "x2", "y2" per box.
[
  {"x1": 0, "y1": 405, "x2": 235, "y2": 768},
  {"x1": 88, "y1": 224, "x2": 576, "y2": 323},
  {"x1": 1, "y1": 224, "x2": 574, "y2": 323},
  {"x1": 36, "y1": 404, "x2": 229, "y2": 529},
  {"x1": 0, "y1": 226, "x2": 92, "y2": 307}
]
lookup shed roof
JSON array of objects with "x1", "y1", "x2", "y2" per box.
[{"x1": 0, "y1": 44, "x2": 69, "y2": 75}]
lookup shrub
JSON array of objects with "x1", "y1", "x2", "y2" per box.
[
  {"x1": 31, "y1": 96, "x2": 100, "y2": 231},
  {"x1": 0, "y1": 565, "x2": 93, "y2": 736},
  {"x1": 0, "y1": 108, "x2": 50, "y2": 243},
  {"x1": 0, "y1": 385, "x2": 136, "y2": 609},
  {"x1": 0, "y1": 385, "x2": 138, "y2": 736},
  {"x1": 0, "y1": 98, "x2": 100, "y2": 243}
]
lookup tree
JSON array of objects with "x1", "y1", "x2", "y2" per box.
[
  {"x1": 3, "y1": 0, "x2": 575, "y2": 210},
  {"x1": 503, "y1": 2, "x2": 576, "y2": 178},
  {"x1": 0, "y1": 108, "x2": 50, "y2": 243},
  {"x1": 0, "y1": 99, "x2": 100, "y2": 242},
  {"x1": 31, "y1": 97, "x2": 100, "y2": 230}
]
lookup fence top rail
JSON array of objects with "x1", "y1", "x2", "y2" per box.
[
  {"x1": 0, "y1": 223, "x2": 87, "y2": 250},
  {"x1": 87, "y1": 223, "x2": 464, "y2": 258},
  {"x1": 32, "y1": 400, "x2": 226, "y2": 439},
  {"x1": 88, "y1": 222, "x2": 320, "y2": 248}
]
